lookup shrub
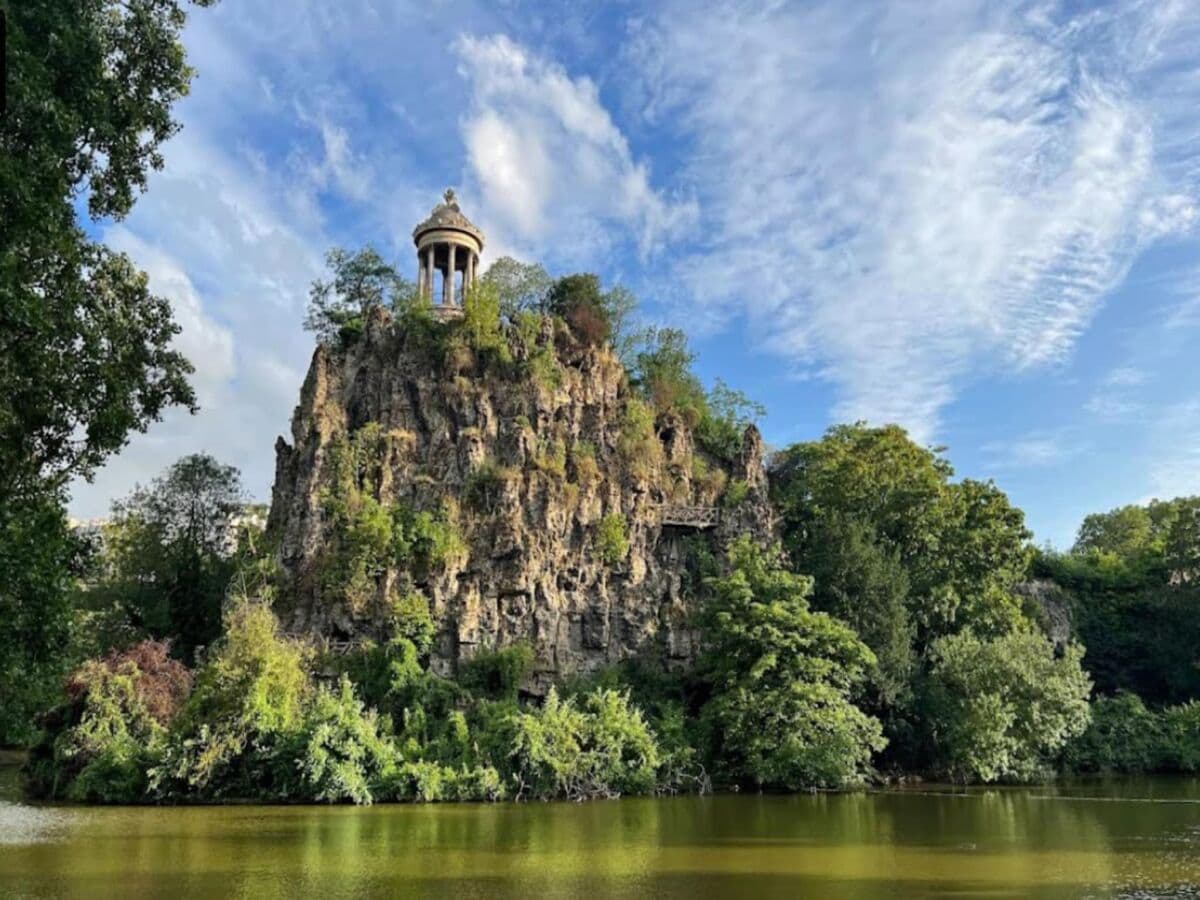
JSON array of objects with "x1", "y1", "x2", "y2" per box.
[
  {"x1": 571, "y1": 441, "x2": 600, "y2": 483},
  {"x1": 1161, "y1": 701, "x2": 1200, "y2": 772},
  {"x1": 387, "y1": 591, "x2": 436, "y2": 654},
  {"x1": 596, "y1": 513, "x2": 630, "y2": 566},
  {"x1": 458, "y1": 643, "x2": 535, "y2": 702},
  {"x1": 25, "y1": 641, "x2": 191, "y2": 802},
  {"x1": 924, "y1": 629, "x2": 1092, "y2": 783},
  {"x1": 618, "y1": 397, "x2": 661, "y2": 477},
  {"x1": 464, "y1": 459, "x2": 514, "y2": 513},
  {"x1": 722, "y1": 478, "x2": 751, "y2": 508},
  {"x1": 151, "y1": 602, "x2": 311, "y2": 799},
  {"x1": 392, "y1": 502, "x2": 465, "y2": 574},
  {"x1": 692, "y1": 457, "x2": 728, "y2": 500},
  {"x1": 284, "y1": 676, "x2": 397, "y2": 804},
  {"x1": 1063, "y1": 692, "x2": 1160, "y2": 773},
  {"x1": 384, "y1": 761, "x2": 507, "y2": 802},
  {"x1": 512, "y1": 310, "x2": 562, "y2": 391},
  {"x1": 462, "y1": 281, "x2": 510, "y2": 363},
  {"x1": 532, "y1": 438, "x2": 567, "y2": 479},
  {"x1": 508, "y1": 687, "x2": 662, "y2": 800}
]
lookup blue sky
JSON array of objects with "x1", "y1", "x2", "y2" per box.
[{"x1": 69, "y1": 0, "x2": 1200, "y2": 549}]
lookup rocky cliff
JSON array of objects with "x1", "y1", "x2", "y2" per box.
[{"x1": 267, "y1": 308, "x2": 772, "y2": 690}]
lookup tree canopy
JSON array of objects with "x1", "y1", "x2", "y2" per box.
[{"x1": 0, "y1": 0, "x2": 213, "y2": 744}]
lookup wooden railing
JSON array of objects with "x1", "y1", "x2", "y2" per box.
[{"x1": 659, "y1": 505, "x2": 720, "y2": 529}]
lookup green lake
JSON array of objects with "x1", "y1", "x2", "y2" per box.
[{"x1": 2, "y1": 761, "x2": 1199, "y2": 898}]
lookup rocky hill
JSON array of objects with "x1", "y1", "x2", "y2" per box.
[{"x1": 267, "y1": 308, "x2": 772, "y2": 690}]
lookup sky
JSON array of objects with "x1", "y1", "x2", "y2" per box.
[{"x1": 69, "y1": 0, "x2": 1200, "y2": 549}]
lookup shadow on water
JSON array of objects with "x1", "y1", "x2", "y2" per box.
[{"x1": 1, "y1": 761, "x2": 1198, "y2": 899}]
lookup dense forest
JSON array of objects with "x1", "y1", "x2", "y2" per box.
[{"x1": 3, "y1": 0, "x2": 1198, "y2": 805}]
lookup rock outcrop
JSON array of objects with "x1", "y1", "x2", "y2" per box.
[{"x1": 267, "y1": 309, "x2": 773, "y2": 689}]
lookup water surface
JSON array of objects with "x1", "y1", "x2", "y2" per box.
[{"x1": 2, "y1": 764, "x2": 1198, "y2": 898}]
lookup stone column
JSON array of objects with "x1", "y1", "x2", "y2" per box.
[
  {"x1": 468, "y1": 253, "x2": 477, "y2": 291},
  {"x1": 424, "y1": 246, "x2": 434, "y2": 298},
  {"x1": 445, "y1": 243, "x2": 457, "y2": 305}
]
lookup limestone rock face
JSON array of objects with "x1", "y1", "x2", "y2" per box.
[
  {"x1": 267, "y1": 309, "x2": 774, "y2": 689},
  {"x1": 1013, "y1": 578, "x2": 1074, "y2": 648}
]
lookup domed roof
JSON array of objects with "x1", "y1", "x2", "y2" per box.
[{"x1": 412, "y1": 188, "x2": 485, "y2": 248}]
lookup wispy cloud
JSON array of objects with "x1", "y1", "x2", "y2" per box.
[
  {"x1": 454, "y1": 34, "x2": 697, "y2": 268},
  {"x1": 1085, "y1": 365, "x2": 1150, "y2": 420},
  {"x1": 625, "y1": 0, "x2": 1200, "y2": 440},
  {"x1": 983, "y1": 429, "x2": 1086, "y2": 470}
]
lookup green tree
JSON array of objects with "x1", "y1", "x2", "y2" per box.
[
  {"x1": 461, "y1": 280, "x2": 509, "y2": 361},
  {"x1": 1073, "y1": 504, "x2": 1156, "y2": 560},
  {"x1": 543, "y1": 273, "x2": 638, "y2": 350},
  {"x1": 304, "y1": 247, "x2": 418, "y2": 345},
  {"x1": 699, "y1": 538, "x2": 885, "y2": 789},
  {"x1": 479, "y1": 256, "x2": 552, "y2": 319},
  {"x1": 924, "y1": 629, "x2": 1091, "y2": 783},
  {"x1": 772, "y1": 424, "x2": 1031, "y2": 647},
  {"x1": 631, "y1": 326, "x2": 705, "y2": 417},
  {"x1": 87, "y1": 454, "x2": 247, "y2": 661},
  {"x1": 1165, "y1": 497, "x2": 1200, "y2": 581},
  {"x1": 803, "y1": 513, "x2": 914, "y2": 708},
  {"x1": 696, "y1": 378, "x2": 767, "y2": 462},
  {"x1": 1063, "y1": 691, "x2": 1164, "y2": 774},
  {"x1": 0, "y1": 496, "x2": 82, "y2": 743},
  {"x1": 1, "y1": 0, "x2": 213, "y2": 743}
]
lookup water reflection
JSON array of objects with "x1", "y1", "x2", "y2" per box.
[{"x1": 1, "y1": 770, "x2": 1198, "y2": 899}]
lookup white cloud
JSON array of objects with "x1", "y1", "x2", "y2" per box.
[
  {"x1": 625, "y1": 0, "x2": 1200, "y2": 440},
  {"x1": 103, "y1": 229, "x2": 236, "y2": 407},
  {"x1": 70, "y1": 128, "x2": 325, "y2": 518},
  {"x1": 454, "y1": 34, "x2": 697, "y2": 267},
  {"x1": 983, "y1": 430, "x2": 1085, "y2": 470}
]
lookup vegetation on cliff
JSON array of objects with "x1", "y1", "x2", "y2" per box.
[{"x1": 22, "y1": 244, "x2": 1122, "y2": 802}]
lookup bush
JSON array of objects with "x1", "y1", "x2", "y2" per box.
[
  {"x1": 464, "y1": 459, "x2": 514, "y2": 513},
  {"x1": 458, "y1": 643, "x2": 535, "y2": 702},
  {"x1": 386, "y1": 591, "x2": 436, "y2": 654},
  {"x1": 618, "y1": 397, "x2": 661, "y2": 477},
  {"x1": 25, "y1": 641, "x2": 191, "y2": 802},
  {"x1": 512, "y1": 311, "x2": 562, "y2": 391},
  {"x1": 722, "y1": 478, "x2": 750, "y2": 508},
  {"x1": 1064, "y1": 692, "x2": 1163, "y2": 773},
  {"x1": 571, "y1": 441, "x2": 600, "y2": 484},
  {"x1": 462, "y1": 281, "x2": 510, "y2": 363},
  {"x1": 532, "y1": 438, "x2": 567, "y2": 479},
  {"x1": 1161, "y1": 701, "x2": 1200, "y2": 772},
  {"x1": 392, "y1": 502, "x2": 465, "y2": 574},
  {"x1": 924, "y1": 629, "x2": 1092, "y2": 783},
  {"x1": 692, "y1": 457, "x2": 728, "y2": 500},
  {"x1": 284, "y1": 676, "x2": 397, "y2": 804},
  {"x1": 596, "y1": 513, "x2": 630, "y2": 566},
  {"x1": 508, "y1": 687, "x2": 662, "y2": 800},
  {"x1": 151, "y1": 602, "x2": 310, "y2": 799}
]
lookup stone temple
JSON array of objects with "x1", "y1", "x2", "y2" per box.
[{"x1": 413, "y1": 188, "x2": 484, "y2": 320}]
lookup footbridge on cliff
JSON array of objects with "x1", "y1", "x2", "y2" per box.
[{"x1": 658, "y1": 505, "x2": 720, "y2": 530}]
